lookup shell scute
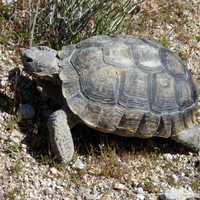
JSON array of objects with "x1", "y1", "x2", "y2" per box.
[
  {"x1": 161, "y1": 49, "x2": 186, "y2": 76},
  {"x1": 151, "y1": 72, "x2": 178, "y2": 112},
  {"x1": 119, "y1": 68, "x2": 149, "y2": 109},
  {"x1": 71, "y1": 47, "x2": 104, "y2": 73},
  {"x1": 80, "y1": 66, "x2": 119, "y2": 104},
  {"x1": 103, "y1": 41, "x2": 134, "y2": 67}
]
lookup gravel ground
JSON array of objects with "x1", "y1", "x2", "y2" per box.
[{"x1": 0, "y1": 0, "x2": 200, "y2": 199}]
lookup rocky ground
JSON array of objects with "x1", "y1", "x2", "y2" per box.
[{"x1": 0, "y1": 0, "x2": 200, "y2": 200}]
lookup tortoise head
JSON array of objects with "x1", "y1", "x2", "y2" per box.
[{"x1": 21, "y1": 46, "x2": 60, "y2": 81}]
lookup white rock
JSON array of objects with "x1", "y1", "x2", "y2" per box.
[
  {"x1": 63, "y1": 198, "x2": 71, "y2": 200},
  {"x1": 136, "y1": 193, "x2": 145, "y2": 200},
  {"x1": 50, "y1": 167, "x2": 59, "y2": 175},
  {"x1": 72, "y1": 159, "x2": 85, "y2": 170},
  {"x1": 159, "y1": 187, "x2": 197, "y2": 200},
  {"x1": 180, "y1": 172, "x2": 185, "y2": 177},
  {"x1": 8, "y1": 136, "x2": 20, "y2": 144},
  {"x1": 2, "y1": 0, "x2": 14, "y2": 4},
  {"x1": 113, "y1": 182, "x2": 127, "y2": 190},
  {"x1": 171, "y1": 174, "x2": 179, "y2": 184},
  {"x1": 136, "y1": 187, "x2": 145, "y2": 194},
  {"x1": 0, "y1": 79, "x2": 7, "y2": 87},
  {"x1": 0, "y1": 112, "x2": 4, "y2": 122},
  {"x1": 8, "y1": 129, "x2": 23, "y2": 144},
  {"x1": 78, "y1": 187, "x2": 92, "y2": 198},
  {"x1": 162, "y1": 153, "x2": 173, "y2": 161}
]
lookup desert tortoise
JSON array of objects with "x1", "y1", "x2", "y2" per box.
[{"x1": 21, "y1": 35, "x2": 200, "y2": 163}]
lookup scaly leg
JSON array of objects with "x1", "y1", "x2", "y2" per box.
[{"x1": 47, "y1": 109, "x2": 74, "y2": 163}]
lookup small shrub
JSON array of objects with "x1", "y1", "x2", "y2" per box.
[
  {"x1": 191, "y1": 179, "x2": 200, "y2": 192},
  {"x1": 4, "y1": 116, "x2": 20, "y2": 131},
  {"x1": 195, "y1": 35, "x2": 200, "y2": 42},
  {"x1": 9, "y1": 160, "x2": 22, "y2": 176},
  {"x1": 142, "y1": 180, "x2": 160, "y2": 193},
  {"x1": 4, "y1": 187, "x2": 25, "y2": 200},
  {"x1": 159, "y1": 36, "x2": 169, "y2": 48},
  {"x1": 6, "y1": 143, "x2": 22, "y2": 156}
]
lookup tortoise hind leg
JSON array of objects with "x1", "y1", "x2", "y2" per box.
[
  {"x1": 47, "y1": 109, "x2": 74, "y2": 163},
  {"x1": 172, "y1": 125, "x2": 200, "y2": 151}
]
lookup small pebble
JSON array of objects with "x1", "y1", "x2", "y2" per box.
[
  {"x1": 113, "y1": 182, "x2": 127, "y2": 190},
  {"x1": 136, "y1": 187, "x2": 145, "y2": 194},
  {"x1": 72, "y1": 158, "x2": 86, "y2": 170},
  {"x1": 171, "y1": 174, "x2": 179, "y2": 184},
  {"x1": 136, "y1": 193, "x2": 145, "y2": 200},
  {"x1": 162, "y1": 153, "x2": 173, "y2": 161},
  {"x1": 50, "y1": 167, "x2": 59, "y2": 175},
  {"x1": 159, "y1": 187, "x2": 197, "y2": 200},
  {"x1": 0, "y1": 79, "x2": 7, "y2": 87}
]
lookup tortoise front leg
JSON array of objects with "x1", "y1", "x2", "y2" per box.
[
  {"x1": 172, "y1": 125, "x2": 200, "y2": 151},
  {"x1": 47, "y1": 109, "x2": 74, "y2": 163}
]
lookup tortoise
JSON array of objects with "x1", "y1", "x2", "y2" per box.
[{"x1": 21, "y1": 35, "x2": 200, "y2": 163}]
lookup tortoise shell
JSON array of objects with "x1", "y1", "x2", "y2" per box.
[{"x1": 58, "y1": 35, "x2": 197, "y2": 138}]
